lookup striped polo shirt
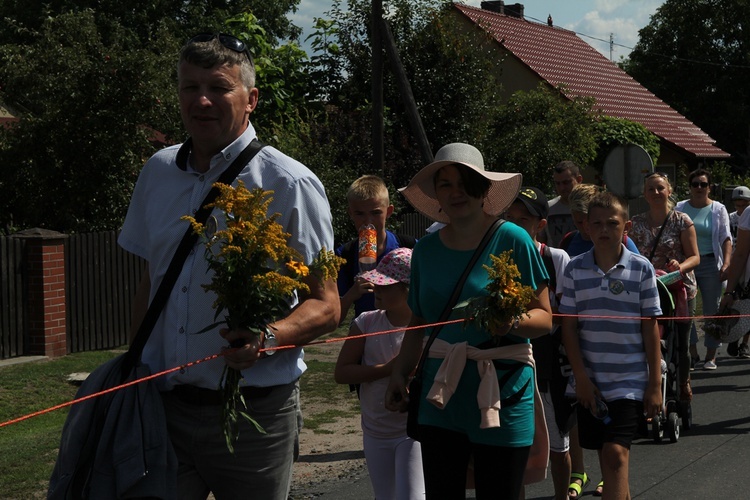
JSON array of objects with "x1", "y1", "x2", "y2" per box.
[{"x1": 559, "y1": 246, "x2": 662, "y2": 401}]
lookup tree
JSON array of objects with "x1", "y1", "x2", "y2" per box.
[
  {"x1": 0, "y1": 11, "x2": 180, "y2": 233},
  {"x1": 625, "y1": 0, "x2": 750, "y2": 168},
  {"x1": 0, "y1": 2, "x2": 307, "y2": 233},
  {"x1": 488, "y1": 84, "x2": 600, "y2": 193}
]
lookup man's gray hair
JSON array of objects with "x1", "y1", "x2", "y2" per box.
[{"x1": 178, "y1": 38, "x2": 256, "y2": 89}]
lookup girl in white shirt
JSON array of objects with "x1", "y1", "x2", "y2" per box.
[{"x1": 335, "y1": 247, "x2": 424, "y2": 499}]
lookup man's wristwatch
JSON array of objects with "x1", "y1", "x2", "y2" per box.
[
  {"x1": 262, "y1": 326, "x2": 278, "y2": 356},
  {"x1": 724, "y1": 290, "x2": 738, "y2": 300}
]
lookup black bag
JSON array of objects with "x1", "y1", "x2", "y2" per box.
[
  {"x1": 406, "y1": 219, "x2": 504, "y2": 441},
  {"x1": 406, "y1": 375, "x2": 423, "y2": 440}
]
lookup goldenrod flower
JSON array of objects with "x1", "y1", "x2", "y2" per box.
[
  {"x1": 185, "y1": 180, "x2": 343, "y2": 453},
  {"x1": 455, "y1": 250, "x2": 535, "y2": 337}
]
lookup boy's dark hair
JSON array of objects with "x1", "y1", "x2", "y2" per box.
[
  {"x1": 588, "y1": 191, "x2": 629, "y2": 219},
  {"x1": 435, "y1": 165, "x2": 491, "y2": 199},
  {"x1": 553, "y1": 160, "x2": 580, "y2": 177},
  {"x1": 688, "y1": 168, "x2": 711, "y2": 184}
]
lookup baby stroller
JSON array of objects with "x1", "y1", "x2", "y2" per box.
[{"x1": 647, "y1": 273, "x2": 692, "y2": 443}]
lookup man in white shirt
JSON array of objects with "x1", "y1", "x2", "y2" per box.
[{"x1": 119, "y1": 33, "x2": 340, "y2": 500}]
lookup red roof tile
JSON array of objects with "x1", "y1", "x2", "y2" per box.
[{"x1": 454, "y1": 3, "x2": 730, "y2": 159}]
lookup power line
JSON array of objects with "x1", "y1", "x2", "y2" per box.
[{"x1": 526, "y1": 13, "x2": 750, "y2": 69}]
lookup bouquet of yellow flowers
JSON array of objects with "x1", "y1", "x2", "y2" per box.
[
  {"x1": 454, "y1": 250, "x2": 535, "y2": 336},
  {"x1": 183, "y1": 180, "x2": 344, "y2": 453}
]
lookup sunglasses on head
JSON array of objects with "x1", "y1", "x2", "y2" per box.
[
  {"x1": 691, "y1": 181, "x2": 709, "y2": 188},
  {"x1": 188, "y1": 33, "x2": 252, "y2": 61}
]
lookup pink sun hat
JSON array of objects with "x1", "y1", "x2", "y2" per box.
[{"x1": 360, "y1": 247, "x2": 412, "y2": 285}]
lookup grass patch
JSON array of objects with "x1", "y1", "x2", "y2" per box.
[
  {"x1": 0, "y1": 350, "x2": 121, "y2": 499},
  {"x1": 0, "y1": 321, "x2": 360, "y2": 497}
]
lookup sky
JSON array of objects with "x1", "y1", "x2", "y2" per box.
[{"x1": 289, "y1": 0, "x2": 666, "y2": 60}]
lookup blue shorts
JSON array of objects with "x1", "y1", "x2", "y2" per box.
[{"x1": 576, "y1": 399, "x2": 643, "y2": 450}]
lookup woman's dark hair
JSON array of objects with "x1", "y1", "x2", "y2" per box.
[
  {"x1": 434, "y1": 164, "x2": 491, "y2": 199},
  {"x1": 688, "y1": 168, "x2": 711, "y2": 184}
]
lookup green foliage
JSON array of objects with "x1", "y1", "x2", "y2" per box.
[
  {"x1": 592, "y1": 115, "x2": 661, "y2": 169},
  {"x1": 226, "y1": 12, "x2": 311, "y2": 134},
  {"x1": 626, "y1": 0, "x2": 750, "y2": 168},
  {"x1": 0, "y1": 11, "x2": 181, "y2": 233},
  {"x1": 489, "y1": 84, "x2": 600, "y2": 193},
  {"x1": 0, "y1": 1, "x2": 306, "y2": 234}
]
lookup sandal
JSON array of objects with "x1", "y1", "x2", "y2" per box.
[
  {"x1": 568, "y1": 472, "x2": 589, "y2": 499},
  {"x1": 593, "y1": 480, "x2": 604, "y2": 497}
]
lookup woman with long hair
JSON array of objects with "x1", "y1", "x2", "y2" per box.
[{"x1": 630, "y1": 172, "x2": 700, "y2": 400}]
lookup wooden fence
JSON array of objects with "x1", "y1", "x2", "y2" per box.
[
  {"x1": 0, "y1": 231, "x2": 145, "y2": 360},
  {"x1": 1, "y1": 217, "x2": 430, "y2": 360},
  {"x1": 0, "y1": 236, "x2": 27, "y2": 359},
  {"x1": 65, "y1": 231, "x2": 145, "y2": 353}
]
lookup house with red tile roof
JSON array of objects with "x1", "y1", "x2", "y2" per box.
[{"x1": 451, "y1": 1, "x2": 730, "y2": 168}]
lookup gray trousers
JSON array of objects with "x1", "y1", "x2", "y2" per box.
[{"x1": 161, "y1": 381, "x2": 300, "y2": 500}]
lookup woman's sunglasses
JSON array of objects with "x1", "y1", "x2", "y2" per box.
[
  {"x1": 691, "y1": 181, "x2": 709, "y2": 188},
  {"x1": 188, "y1": 33, "x2": 252, "y2": 62}
]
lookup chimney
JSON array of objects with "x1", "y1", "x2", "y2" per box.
[{"x1": 480, "y1": 1, "x2": 525, "y2": 19}]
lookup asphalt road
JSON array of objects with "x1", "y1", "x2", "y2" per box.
[{"x1": 294, "y1": 351, "x2": 750, "y2": 499}]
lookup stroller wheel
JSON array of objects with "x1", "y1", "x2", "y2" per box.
[
  {"x1": 667, "y1": 412, "x2": 680, "y2": 443},
  {"x1": 652, "y1": 415, "x2": 664, "y2": 443}
]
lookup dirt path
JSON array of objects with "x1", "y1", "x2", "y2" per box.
[{"x1": 289, "y1": 342, "x2": 367, "y2": 498}]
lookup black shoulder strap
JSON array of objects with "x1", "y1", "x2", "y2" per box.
[
  {"x1": 123, "y1": 139, "x2": 265, "y2": 377},
  {"x1": 540, "y1": 243, "x2": 557, "y2": 293},
  {"x1": 413, "y1": 218, "x2": 505, "y2": 377}
]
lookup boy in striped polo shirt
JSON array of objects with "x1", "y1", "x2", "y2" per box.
[{"x1": 560, "y1": 192, "x2": 663, "y2": 500}]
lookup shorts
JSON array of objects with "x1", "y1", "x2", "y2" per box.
[
  {"x1": 541, "y1": 390, "x2": 570, "y2": 453},
  {"x1": 576, "y1": 399, "x2": 643, "y2": 450}
]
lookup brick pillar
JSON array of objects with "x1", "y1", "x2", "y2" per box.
[{"x1": 14, "y1": 228, "x2": 68, "y2": 358}]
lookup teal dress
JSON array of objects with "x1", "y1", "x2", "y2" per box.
[{"x1": 409, "y1": 222, "x2": 548, "y2": 447}]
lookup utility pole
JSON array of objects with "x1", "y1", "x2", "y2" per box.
[
  {"x1": 610, "y1": 33, "x2": 614, "y2": 61},
  {"x1": 371, "y1": 0, "x2": 384, "y2": 174}
]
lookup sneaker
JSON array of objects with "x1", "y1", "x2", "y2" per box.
[
  {"x1": 728, "y1": 341, "x2": 740, "y2": 357},
  {"x1": 739, "y1": 343, "x2": 750, "y2": 359},
  {"x1": 703, "y1": 360, "x2": 718, "y2": 370},
  {"x1": 694, "y1": 359, "x2": 706, "y2": 370}
]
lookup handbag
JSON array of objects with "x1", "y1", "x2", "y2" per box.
[
  {"x1": 406, "y1": 218, "x2": 504, "y2": 441},
  {"x1": 48, "y1": 140, "x2": 265, "y2": 499}
]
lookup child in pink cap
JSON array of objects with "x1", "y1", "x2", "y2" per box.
[{"x1": 334, "y1": 247, "x2": 424, "y2": 499}]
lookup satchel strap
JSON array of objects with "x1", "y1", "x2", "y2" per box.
[
  {"x1": 123, "y1": 139, "x2": 265, "y2": 376},
  {"x1": 413, "y1": 218, "x2": 505, "y2": 377}
]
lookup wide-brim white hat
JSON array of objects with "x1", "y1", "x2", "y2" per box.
[{"x1": 398, "y1": 143, "x2": 522, "y2": 223}]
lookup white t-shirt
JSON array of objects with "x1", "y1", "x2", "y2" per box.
[{"x1": 353, "y1": 310, "x2": 409, "y2": 439}]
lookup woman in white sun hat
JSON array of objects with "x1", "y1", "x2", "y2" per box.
[{"x1": 385, "y1": 143, "x2": 552, "y2": 499}]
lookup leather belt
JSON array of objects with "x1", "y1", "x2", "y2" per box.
[{"x1": 170, "y1": 384, "x2": 275, "y2": 406}]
